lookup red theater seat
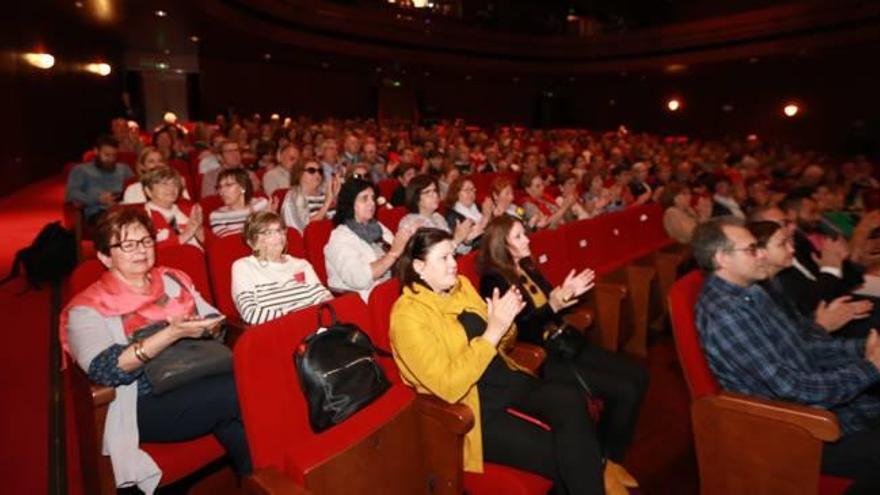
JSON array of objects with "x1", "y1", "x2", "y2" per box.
[
  {"x1": 303, "y1": 219, "x2": 334, "y2": 285},
  {"x1": 668, "y1": 271, "x2": 853, "y2": 495},
  {"x1": 377, "y1": 206, "x2": 407, "y2": 233},
  {"x1": 234, "y1": 294, "x2": 470, "y2": 494},
  {"x1": 63, "y1": 261, "x2": 230, "y2": 495}
]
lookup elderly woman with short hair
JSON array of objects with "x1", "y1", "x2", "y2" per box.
[{"x1": 231, "y1": 211, "x2": 332, "y2": 325}]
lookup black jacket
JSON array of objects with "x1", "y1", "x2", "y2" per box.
[{"x1": 479, "y1": 265, "x2": 561, "y2": 346}]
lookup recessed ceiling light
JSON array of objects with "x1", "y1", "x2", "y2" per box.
[
  {"x1": 163, "y1": 49, "x2": 171, "y2": 55},
  {"x1": 190, "y1": 35, "x2": 200, "y2": 43},
  {"x1": 263, "y1": 53, "x2": 272, "y2": 61},
  {"x1": 74, "y1": 1, "x2": 84, "y2": 8},
  {"x1": 155, "y1": 10, "x2": 167, "y2": 18}
]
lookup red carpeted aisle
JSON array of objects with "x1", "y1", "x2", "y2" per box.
[{"x1": 0, "y1": 177, "x2": 66, "y2": 494}]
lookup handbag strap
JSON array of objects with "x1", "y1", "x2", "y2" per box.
[
  {"x1": 567, "y1": 361, "x2": 594, "y2": 398},
  {"x1": 316, "y1": 303, "x2": 338, "y2": 329}
]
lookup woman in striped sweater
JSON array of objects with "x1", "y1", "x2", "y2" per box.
[{"x1": 231, "y1": 211, "x2": 332, "y2": 325}]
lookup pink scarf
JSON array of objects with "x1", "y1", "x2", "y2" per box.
[{"x1": 59, "y1": 266, "x2": 197, "y2": 365}]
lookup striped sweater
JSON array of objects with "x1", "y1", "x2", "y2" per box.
[{"x1": 231, "y1": 254, "x2": 332, "y2": 325}]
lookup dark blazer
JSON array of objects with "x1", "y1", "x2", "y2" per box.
[
  {"x1": 789, "y1": 230, "x2": 864, "y2": 309},
  {"x1": 479, "y1": 265, "x2": 561, "y2": 346}
]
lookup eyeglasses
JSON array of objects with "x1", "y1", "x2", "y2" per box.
[
  {"x1": 725, "y1": 243, "x2": 759, "y2": 256},
  {"x1": 304, "y1": 167, "x2": 322, "y2": 175},
  {"x1": 110, "y1": 236, "x2": 156, "y2": 253},
  {"x1": 258, "y1": 228, "x2": 285, "y2": 237}
]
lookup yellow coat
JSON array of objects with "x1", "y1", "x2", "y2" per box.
[{"x1": 389, "y1": 275, "x2": 526, "y2": 473}]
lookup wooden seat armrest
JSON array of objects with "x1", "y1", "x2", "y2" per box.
[
  {"x1": 710, "y1": 392, "x2": 841, "y2": 441},
  {"x1": 415, "y1": 394, "x2": 475, "y2": 435},
  {"x1": 562, "y1": 305, "x2": 594, "y2": 333},
  {"x1": 90, "y1": 383, "x2": 116, "y2": 408},
  {"x1": 509, "y1": 342, "x2": 546, "y2": 373},
  {"x1": 244, "y1": 468, "x2": 311, "y2": 495}
]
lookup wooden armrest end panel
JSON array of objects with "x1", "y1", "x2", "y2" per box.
[
  {"x1": 90, "y1": 384, "x2": 116, "y2": 407},
  {"x1": 713, "y1": 392, "x2": 840, "y2": 441},
  {"x1": 415, "y1": 394, "x2": 474, "y2": 435},
  {"x1": 509, "y1": 342, "x2": 546, "y2": 373}
]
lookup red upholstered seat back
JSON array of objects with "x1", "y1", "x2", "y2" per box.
[
  {"x1": 205, "y1": 235, "x2": 251, "y2": 318},
  {"x1": 527, "y1": 227, "x2": 571, "y2": 287},
  {"x1": 65, "y1": 260, "x2": 106, "y2": 303},
  {"x1": 641, "y1": 202, "x2": 675, "y2": 250},
  {"x1": 377, "y1": 179, "x2": 398, "y2": 201},
  {"x1": 377, "y1": 206, "x2": 407, "y2": 233},
  {"x1": 272, "y1": 187, "x2": 289, "y2": 207},
  {"x1": 233, "y1": 294, "x2": 414, "y2": 479},
  {"x1": 198, "y1": 194, "x2": 225, "y2": 223},
  {"x1": 156, "y1": 245, "x2": 214, "y2": 304},
  {"x1": 303, "y1": 219, "x2": 334, "y2": 285},
  {"x1": 456, "y1": 251, "x2": 479, "y2": 286},
  {"x1": 562, "y1": 218, "x2": 605, "y2": 275},
  {"x1": 588, "y1": 210, "x2": 630, "y2": 274},
  {"x1": 366, "y1": 277, "x2": 400, "y2": 353},
  {"x1": 668, "y1": 270, "x2": 719, "y2": 399}
]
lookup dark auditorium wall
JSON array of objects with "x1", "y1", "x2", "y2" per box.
[{"x1": 1, "y1": 3, "x2": 123, "y2": 198}]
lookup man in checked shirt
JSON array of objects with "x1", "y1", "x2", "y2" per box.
[{"x1": 692, "y1": 216, "x2": 880, "y2": 493}]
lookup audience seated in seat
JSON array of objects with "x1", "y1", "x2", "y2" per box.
[
  {"x1": 660, "y1": 182, "x2": 712, "y2": 245},
  {"x1": 232, "y1": 211, "x2": 331, "y2": 325},
  {"x1": 140, "y1": 167, "x2": 203, "y2": 250},
  {"x1": 692, "y1": 216, "x2": 880, "y2": 492},
  {"x1": 477, "y1": 216, "x2": 647, "y2": 483},
  {"x1": 209, "y1": 168, "x2": 271, "y2": 238},
  {"x1": 390, "y1": 227, "x2": 620, "y2": 495},
  {"x1": 324, "y1": 178, "x2": 415, "y2": 301},
  {"x1": 66, "y1": 135, "x2": 134, "y2": 223},
  {"x1": 122, "y1": 147, "x2": 191, "y2": 204},
  {"x1": 281, "y1": 160, "x2": 339, "y2": 233},
  {"x1": 398, "y1": 174, "x2": 477, "y2": 254},
  {"x1": 60, "y1": 208, "x2": 251, "y2": 493},
  {"x1": 200, "y1": 141, "x2": 261, "y2": 199},
  {"x1": 261, "y1": 142, "x2": 299, "y2": 198}
]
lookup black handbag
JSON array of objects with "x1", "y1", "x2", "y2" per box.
[
  {"x1": 131, "y1": 318, "x2": 232, "y2": 395},
  {"x1": 294, "y1": 303, "x2": 392, "y2": 433},
  {"x1": 543, "y1": 323, "x2": 587, "y2": 360}
]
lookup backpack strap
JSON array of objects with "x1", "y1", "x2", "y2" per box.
[{"x1": 316, "y1": 303, "x2": 338, "y2": 328}]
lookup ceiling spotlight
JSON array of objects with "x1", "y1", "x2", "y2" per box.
[
  {"x1": 23, "y1": 52, "x2": 55, "y2": 69},
  {"x1": 190, "y1": 35, "x2": 200, "y2": 42},
  {"x1": 721, "y1": 104, "x2": 734, "y2": 112},
  {"x1": 783, "y1": 103, "x2": 800, "y2": 117},
  {"x1": 155, "y1": 10, "x2": 167, "y2": 17},
  {"x1": 263, "y1": 53, "x2": 272, "y2": 61},
  {"x1": 465, "y1": 75, "x2": 472, "y2": 81},
  {"x1": 667, "y1": 98, "x2": 681, "y2": 112},
  {"x1": 163, "y1": 49, "x2": 171, "y2": 55},
  {"x1": 665, "y1": 63, "x2": 687, "y2": 74},
  {"x1": 749, "y1": 57, "x2": 759, "y2": 64},
  {"x1": 156, "y1": 62, "x2": 169, "y2": 70},
  {"x1": 74, "y1": 1, "x2": 83, "y2": 8},
  {"x1": 85, "y1": 62, "x2": 112, "y2": 76},
  {"x1": 424, "y1": 71, "x2": 430, "y2": 77}
]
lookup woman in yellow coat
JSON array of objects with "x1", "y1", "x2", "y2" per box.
[{"x1": 389, "y1": 228, "x2": 606, "y2": 495}]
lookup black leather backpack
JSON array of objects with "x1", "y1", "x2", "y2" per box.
[{"x1": 293, "y1": 303, "x2": 392, "y2": 432}]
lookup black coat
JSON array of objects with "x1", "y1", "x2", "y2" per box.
[{"x1": 479, "y1": 265, "x2": 562, "y2": 346}]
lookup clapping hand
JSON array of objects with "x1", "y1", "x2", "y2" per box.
[
  {"x1": 549, "y1": 268, "x2": 596, "y2": 312},
  {"x1": 484, "y1": 287, "x2": 526, "y2": 345}
]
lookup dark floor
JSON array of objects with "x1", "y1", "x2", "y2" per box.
[{"x1": 625, "y1": 334, "x2": 699, "y2": 495}]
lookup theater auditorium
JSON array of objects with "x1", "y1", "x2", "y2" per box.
[{"x1": 3, "y1": 1, "x2": 880, "y2": 494}]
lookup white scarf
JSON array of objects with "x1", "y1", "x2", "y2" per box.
[{"x1": 454, "y1": 202, "x2": 483, "y2": 223}]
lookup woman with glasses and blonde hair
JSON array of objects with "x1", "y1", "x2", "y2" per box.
[
  {"x1": 209, "y1": 168, "x2": 272, "y2": 238},
  {"x1": 232, "y1": 211, "x2": 332, "y2": 325},
  {"x1": 61, "y1": 208, "x2": 251, "y2": 492},
  {"x1": 280, "y1": 160, "x2": 340, "y2": 233},
  {"x1": 122, "y1": 146, "x2": 191, "y2": 204}
]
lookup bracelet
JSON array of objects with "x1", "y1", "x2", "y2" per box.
[{"x1": 133, "y1": 341, "x2": 152, "y2": 364}]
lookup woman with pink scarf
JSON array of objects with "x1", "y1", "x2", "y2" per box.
[{"x1": 61, "y1": 208, "x2": 250, "y2": 493}]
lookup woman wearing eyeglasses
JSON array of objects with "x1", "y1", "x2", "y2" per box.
[
  {"x1": 477, "y1": 215, "x2": 648, "y2": 491},
  {"x1": 398, "y1": 174, "x2": 476, "y2": 254},
  {"x1": 209, "y1": 168, "x2": 272, "y2": 238},
  {"x1": 231, "y1": 211, "x2": 332, "y2": 325},
  {"x1": 61, "y1": 208, "x2": 251, "y2": 493},
  {"x1": 280, "y1": 160, "x2": 340, "y2": 233}
]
